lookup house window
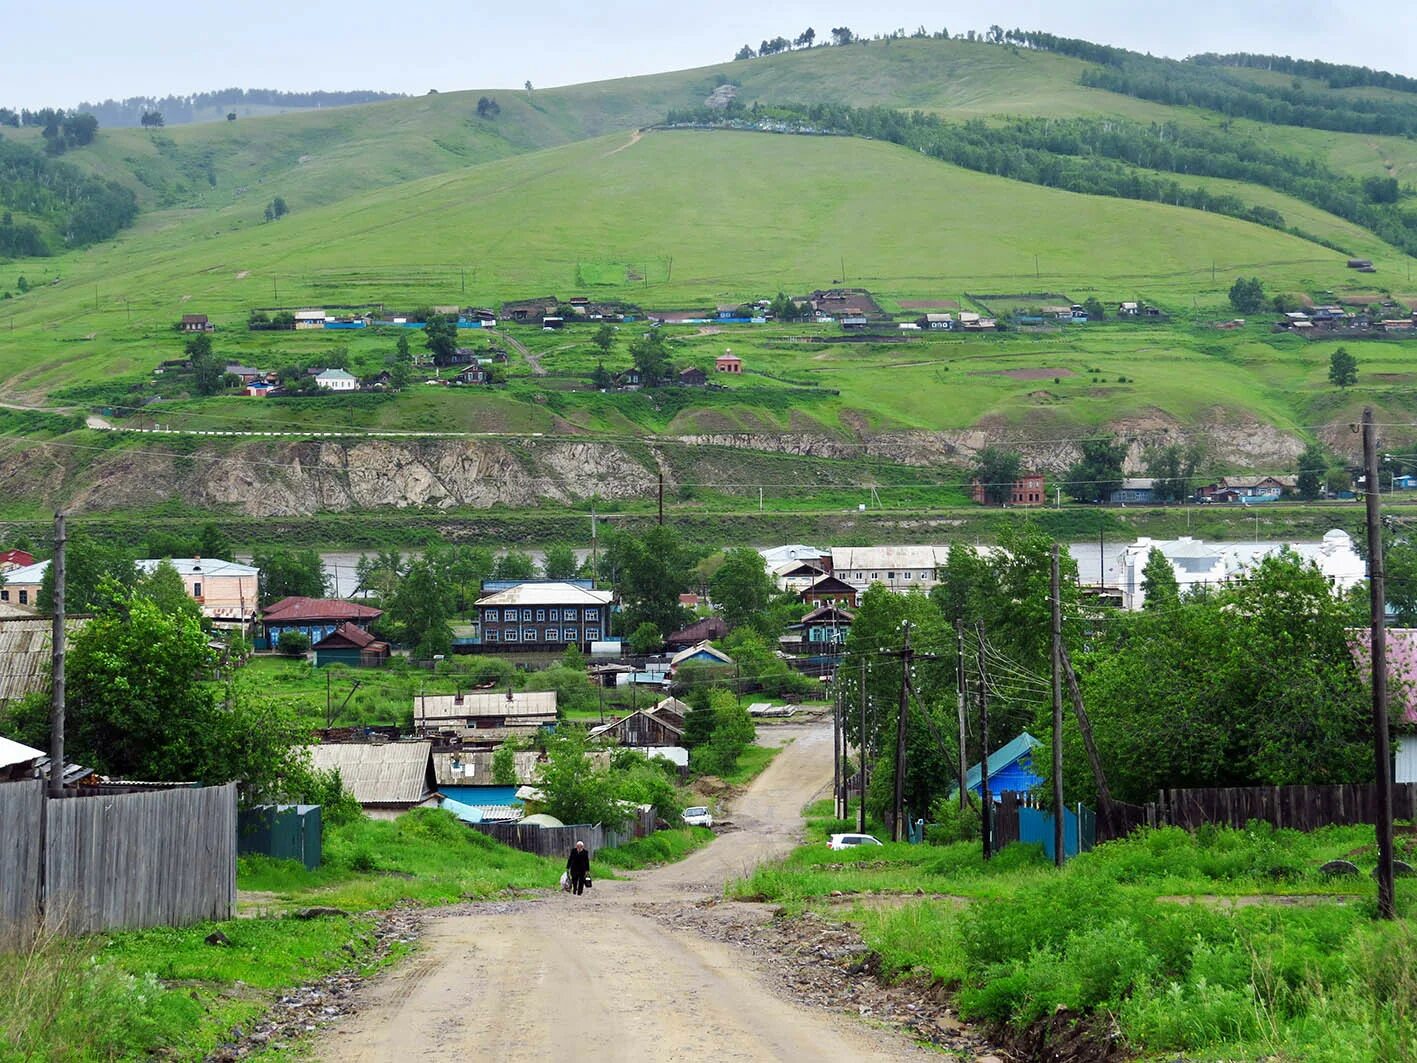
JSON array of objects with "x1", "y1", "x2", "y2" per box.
[
  {"x1": 522, "y1": 609, "x2": 533, "y2": 621},
  {"x1": 903, "y1": 572, "x2": 912, "y2": 580},
  {"x1": 887, "y1": 571, "x2": 895, "y2": 581},
  {"x1": 564, "y1": 608, "x2": 577, "y2": 620},
  {"x1": 487, "y1": 630, "x2": 499, "y2": 642},
  {"x1": 523, "y1": 628, "x2": 535, "y2": 642},
  {"x1": 546, "y1": 628, "x2": 558, "y2": 642},
  {"x1": 0, "y1": 590, "x2": 7, "y2": 601},
  {"x1": 564, "y1": 627, "x2": 579, "y2": 642},
  {"x1": 18, "y1": 590, "x2": 27, "y2": 605},
  {"x1": 536, "y1": 609, "x2": 545, "y2": 622},
  {"x1": 193, "y1": 582, "x2": 202, "y2": 598},
  {"x1": 486, "y1": 609, "x2": 498, "y2": 622},
  {"x1": 587, "y1": 628, "x2": 600, "y2": 641},
  {"x1": 549, "y1": 609, "x2": 559, "y2": 621},
  {"x1": 506, "y1": 630, "x2": 519, "y2": 642}
]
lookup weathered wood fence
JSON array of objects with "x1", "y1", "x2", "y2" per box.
[
  {"x1": 0, "y1": 781, "x2": 237, "y2": 949},
  {"x1": 465, "y1": 807, "x2": 658, "y2": 858}
]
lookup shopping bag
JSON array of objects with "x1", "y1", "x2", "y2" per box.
[
  {"x1": 584, "y1": 876, "x2": 593, "y2": 889},
  {"x1": 560, "y1": 871, "x2": 571, "y2": 892}
]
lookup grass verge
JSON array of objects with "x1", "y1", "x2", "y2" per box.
[
  {"x1": 720, "y1": 740, "x2": 786, "y2": 788},
  {"x1": 595, "y1": 826, "x2": 715, "y2": 870}
]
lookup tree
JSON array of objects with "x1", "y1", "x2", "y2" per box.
[
  {"x1": 424, "y1": 312, "x2": 459, "y2": 366},
  {"x1": 524, "y1": 80, "x2": 534, "y2": 92},
  {"x1": 252, "y1": 547, "x2": 326, "y2": 604},
  {"x1": 592, "y1": 362, "x2": 612, "y2": 390},
  {"x1": 1296, "y1": 441, "x2": 1329, "y2": 500},
  {"x1": 354, "y1": 549, "x2": 405, "y2": 599},
  {"x1": 971, "y1": 446, "x2": 1022, "y2": 504},
  {"x1": 1065, "y1": 435, "x2": 1128, "y2": 503},
  {"x1": 271, "y1": 196, "x2": 288, "y2": 219},
  {"x1": 795, "y1": 27, "x2": 816, "y2": 48},
  {"x1": 491, "y1": 738, "x2": 521, "y2": 785},
  {"x1": 734, "y1": 44, "x2": 757, "y2": 61},
  {"x1": 385, "y1": 558, "x2": 453, "y2": 659},
  {"x1": 198, "y1": 522, "x2": 232, "y2": 560},
  {"x1": 1140, "y1": 548, "x2": 1180, "y2": 609},
  {"x1": 1082, "y1": 296, "x2": 1106, "y2": 321},
  {"x1": 39, "y1": 531, "x2": 136, "y2": 613},
  {"x1": 1329, "y1": 347, "x2": 1358, "y2": 389},
  {"x1": 476, "y1": 96, "x2": 500, "y2": 118},
  {"x1": 389, "y1": 361, "x2": 413, "y2": 389},
  {"x1": 603, "y1": 526, "x2": 698, "y2": 635},
  {"x1": 592, "y1": 323, "x2": 615, "y2": 352},
  {"x1": 629, "y1": 330, "x2": 671, "y2": 386},
  {"x1": 695, "y1": 689, "x2": 756, "y2": 776},
  {"x1": 710, "y1": 548, "x2": 774, "y2": 631},
  {"x1": 1228, "y1": 276, "x2": 1265, "y2": 314},
  {"x1": 60, "y1": 113, "x2": 98, "y2": 146},
  {"x1": 395, "y1": 331, "x2": 411, "y2": 360},
  {"x1": 831, "y1": 26, "x2": 855, "y2": 46},
  {"x1": 134, "y1": 559, "x2": 203, "y2": 623},
  {"x1": 277, "y1": 630, "x2": 311, "y2": 656},
  {"x1": 140, "y1": 111, "x2": 164, "y2": 128},
  {"x1": 227, "y1": 112, "x2": 237, "y2": 122},
  {"x1": 1143, "y1": 441, "x2": 1205, "y2": 503},
  {"x1": 541, "y1": 543, "x2": 579, "y2": 580},
  {"x1": 492, "y1": 550, "x2": 536, "y2": 581},
  {"x1": 628, "y1": 622, "x2": 662, "y2": 655},
  {"x1": 534, "y1": 727, "x2": 630, "y2": 828}
]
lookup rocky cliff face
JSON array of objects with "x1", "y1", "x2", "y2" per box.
[{"x1": 0, "y1": 416, "x2": 1312, "y2": 517}]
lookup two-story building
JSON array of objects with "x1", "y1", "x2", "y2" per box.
[
  {"x1": 828, "y1": 546, "x2": 949, "y2": 594},
  {"x1": 474, "y1": 580, "x2": 614, "y2": 651},
  {"x1": 135, "y1": 557, "x2": 260, "y2": 623}
]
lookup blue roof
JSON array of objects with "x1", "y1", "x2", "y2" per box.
[{"x1": 960, "y1": 732, "x2": 1041, "y2": 794}]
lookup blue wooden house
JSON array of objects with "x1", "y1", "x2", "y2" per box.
[{"x1": 955, "y1": 732, "x2": 1043, "y2": 800}]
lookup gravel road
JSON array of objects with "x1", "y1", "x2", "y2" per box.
[{"x1": 311, "y1": 722, "x2": 934, "y2": 1061}]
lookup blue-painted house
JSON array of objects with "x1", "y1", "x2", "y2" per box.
[{"x1": 954, "y1": 732, "x2": 1043, "y2": 800}]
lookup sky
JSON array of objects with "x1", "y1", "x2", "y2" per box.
[{"x1": 4, "y1": 0, "x2": 1417, "y2": 109}]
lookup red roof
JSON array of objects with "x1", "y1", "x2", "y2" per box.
[
  {"x1": 262, "y1": 597, "x2": 382, "y2": 623},
  {"x1": 0, "y1": 549, "x2": 35, "y2": 567},
  {"x1": 313, "y1": 622, "x2": 383, "y2": 650}
]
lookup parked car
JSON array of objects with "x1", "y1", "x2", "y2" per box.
[
  {"x1": 682, "y1": 806, "x2": 713, "y2": 828},
  {"x1": 827, "y1": 833, "x2": 883, "y2": 851}
]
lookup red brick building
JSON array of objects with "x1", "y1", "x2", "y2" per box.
[{"x1": 971, "y1": 472, "x2": 1046, "y2": 506}]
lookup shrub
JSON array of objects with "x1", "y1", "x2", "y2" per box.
[
  {"x1": 276, "y1": 630, "x2": 311, "y2": 656},
  {"x1": 926, "y1": 795, "x2": 981, "y2": 844}
]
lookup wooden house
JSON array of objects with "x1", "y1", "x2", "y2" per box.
[
  {"x1": 669, "y1": 641, "x2": 733, "y2": 671},
  {"x1": 678, "y1": 366, "x2": 707, "y2": 387},
  {"x1": 952, "y1": 732, "x2": 1042, "y2": 800},
  {"x1": 261, "y1": 597, "x2": 381, "y2": 647},
  {"x1": 305, "y1": 741, "x2": 437, "y2": 819},
  {"x1": 588, "y1": 706, "x2": 684, "y2": 748},
  {"x1": 179, "y1": 313, "x2": 214, "y2": 333},
  {"x1": 313, "y1": 622, "x2": 391, "y2": 668},
  {"x1": 800, "y1": 574, "x2": 861, "y2": 608},
  {"x1": 414, "y1": 690, "x2": 558, "y2": 748},
  {"x1": 474, "y1": 581, "x2": 614, "y2": 651},
  {"x1": 666, "y1": 615, "x2": 728, "y2": 649},
  {"x1": 500, "y1": 297, "x2": 558, "y2": 324}
]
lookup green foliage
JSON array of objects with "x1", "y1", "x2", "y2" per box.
[
  {"x1": 491, "y1": 738, "x2": 520, "y2": 785},
  {"x1": 525, "y1": 663, "x2": 598, "y2": 714},
  {"x1": 39, "y1": 528, "x2": 137, "y2": 613},
  {"x1": 691, "y1": 688, "x2": 756, "y2": 776},
  {"x1": 971, "y1": 446, "x2": 1022, "y2": 504},
  {"x1": 492, "y1": 549, "x2": 536, "y2": 581},
  {"x1": 628, "y1": 621, "x2": 662, "y2": 655},
  {"x1": 385, "y1": 557, "x2": 453, "y2": 658},
  {"x1": 534, "y1": 726, "x2": 632, "y2": 828},
  {"x1": 607, "y1": 747, "x2": 684, "y2": 820},
  {"x1": 710, "y1": 547, "x2": 774, "y2": 631},
  {"x1": 540, "y1": 542, "x2": 579, "y2": 579},
  {"x1": 629, "y1": 329, "x2": 671, "y2": 385},
  {"x1": 592, "y1": 323, "x2": 615, "y2": 352},
  {"x1": 594, "y1": 826, "x2": 713, "y2": 869},
  {"x1": 0, "y1": 137, "x2": 138, "y2": 256},
  {"x1": 1228, "y1": 276, "x2": 1266, "y2": 314},
  {"x1": 1066, "y1": 435, "x2": 1127, "y2": 504},
  {"x1": 1142, "y1": 441, "x2": 1205, "y2": 503},
  {"x1": 604, "y1": 526, "x2": 699, "y2": 636},
  {"x1": 252, "y1": 546, "x2": 327, "y2": 603},
  {"x1": 1296, "y1": 441, "x2": 1329, "y2": 500},
  {"x1": 1140, "y1": 547, "x2": 1180, "y2": 609},
  {"x1": 133, "y1": 558, "x2": 203, "y2": 623},
  {"x1": 423, "y1": 312, "x2": 458, "y2": 365},
  {"x1": 276, "y1": 629, "x2": 311, "y2": 656},
  {"x1": 1329, "y1": 346, "x2": 1358, "y2": 389},
  {"x1": 926, "y1": 793, "x2": 981, "y2": 843}
]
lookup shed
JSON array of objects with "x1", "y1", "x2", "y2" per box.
[
  {"x1": 305, "y1": 741, "x2": 437, "y2": 819},
  {"x1": 236, "y1": 804, "x2": 322, "y2": 870},
  {"x1": 669, "y1": 641, "x2": 733, "y2": 670},
  {"x1": 666, "y1": 616, "x2": 728, "y2": 649},
  {"x1": 588, "y1": 709, "x2": 684, "y2": 747},
  {"x1": 313, "y1": 622, "x2": 391, "y2": 668},
  {"x1": 414, "y1": 689, "x2": 558, "y2": 733},
  {"x1": 954, "y1": 732, "x2": 1043, "y2": 800}
]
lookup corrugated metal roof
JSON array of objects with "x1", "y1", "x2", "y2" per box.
[
  {"x1": 831, "y1": 545, "x2": 947, "y2": 570},
  {"x1": 961, "y1": 732, "x2": 1040, "y2": 793},
  {"x1": 0, "y1": 734, "x2": 44, "y2": 771},
  {"x1": 0, "y1": 618, "x2": 88, "y2": 702},
  {"x1": 262, "y1": 597, "x2": 381, "y2": 623},
  {"x1": 136, "y1": 558, "x2": 259, "y2": 578},
  {"x1": 432, "y1": 750, "x2": 542, "y2": 786},
  {"x1": 474, "y1": 582, "x2": 614, "y2": 608},
  {"x1": 415, "y1": 690, "x2": 557, "y2": 722},
  {"x1": 306, "y1": 741, "x2": 433, "y2": 806},
  {"x1": 669, "y1": 642, "x2": 732, "y2": 668}
]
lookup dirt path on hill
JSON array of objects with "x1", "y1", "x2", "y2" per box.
[
  {"x1": 602, "y1": 128, "x2": 645, "y2": 157},
  {"x1": 310, "y1": 724, "x2": 938, "y2": 1062},
  {"x1": 501, "y1": 332, "x2": 546, "y2": 376}
]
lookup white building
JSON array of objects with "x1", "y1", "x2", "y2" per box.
[
  {"x1": 1110, "y1": 530, "x2": 1365, "y2": 611},
  {"x1": 2, "y1": 557, "x2": 259, "y2": 621},
  {"x1": 315, "y1": 368, "x2": 358, "y2": 391},
  {"x1": 829, "y1": 545, "x2": 951, "y2": 593}
]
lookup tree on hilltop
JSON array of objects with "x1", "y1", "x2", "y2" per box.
[
  {"x1": 734, "y1": 44, "x2": 756, "y2": 60},
  {"x1": 795, "y1": 27, "x2": 816, "y2": 48},
  {"x1": 140, "y1": 110, "x2": 164, "y2": 128},
  {"x1": 476, "y1": 96, "x2": 500, "y2": 118},
  {"x1": 831, "y1": 27, "x2": 855, "y2": 46}
]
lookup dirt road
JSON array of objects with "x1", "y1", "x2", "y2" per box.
[{"x1": 313, "y1": 723, "x2": 930, "y2": 1061}]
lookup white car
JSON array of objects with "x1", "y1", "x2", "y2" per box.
[
  {"x1": 827, "y1": 833, "x2": 883, "y2": 851},
  {"x1": 681, "y1": 806, "x2": 714, "y2": 828}
]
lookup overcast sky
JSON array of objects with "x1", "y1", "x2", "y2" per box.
[{"x1": 6, "y1": 0, "x2": 1417, "y2": 109}]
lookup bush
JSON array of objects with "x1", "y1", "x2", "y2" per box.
[
  {"x1": 276, "y1": 630, "x2": 311, "y2": 656},
  {"x1": 926, "y1": 795, "x2": 981, "y2": 844}
]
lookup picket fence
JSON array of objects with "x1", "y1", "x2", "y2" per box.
[{"x1": 0, "y1": 781, "x2": 237, "y2": 948}]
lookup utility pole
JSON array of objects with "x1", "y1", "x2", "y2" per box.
[
  {"x1": 657, "y1": 472, "x2": 664, "y2": 526},
  {"x1": 326, "y1": 671, "x2": 333, "y2": 728},
  {"x1": 975, "y1": 620, "x2": 992, "y2": 860},
  {"x1": 955, "y1": 618, "x2": 968, "y2": 809},
  {"x1": 833, "y1": 677, "x2": 843, "y2": 819},
  {"x1": 1051, "y1": 544, "x2": 1065, "y2": 868},
  {"x1": 859, "y1": 658, "x2": 868, "y2": 833},
  {"x1": 48, "y1": 512, "x2": 66, "y2": 798},
  {"x1": 1363, "y1": 407, "x2": 1397, "y2": 919},
  {"x1": 892, "y1": 621, "x2": 912, "y2": 842}
]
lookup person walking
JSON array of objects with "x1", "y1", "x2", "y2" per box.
[{"x1": 566, "y1": 840, "x2": 591, "y2": 896}]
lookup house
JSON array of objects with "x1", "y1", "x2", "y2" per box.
[
  {"x1": 294, "y1": 309, "x2": 327, "y2": 330},
  {"x1": 1119, "y1": 302, "x2": 1139, "y2": 316},
  {"x1": 224, "y1": 364, "x2": 264, "y2": 384},
  {"x1": 716, "y1": 352, "x2": 743, "y2": 374},
  {"x1": 135, "y1": 558, "x2": 260, "y2": 623},
  {"x1": 474, "y1": 581, "x2": 614, "y2": 651},
  {"x1": 1348, "y1": 629, "x2": 1417, "y2": 782},
  {"x1": 305, "y1": 741, "x2": 437, "y2": 820},
  {"x1": 784, "y1": 603, "x2": 853, "y2": 655},
  {"x1": 1348, "y1": 259, "x2": 1374, "y2": 270},
  {"x1": 179, "y1": 313, "x2": 214, "y2": 333},
  {"x1": 759, "y1": 544, "x2": 826, "y2": 568},
  {"x1": 313, "y1": 622, "x2": 391, "y2": 668},
  {"x1": 669, "y1": 641, "x2": 733, "y2": 671},
  {"x1": 971, "y1": 472, "x2": 1046, "y2": 506},
  {"x1": 678, "y1": 366, "x2": 707, "y2": 387},
  {"x1": 917, "y1": 313, "x2": 954, "y2": 330},
  {"x1": 953, "y1": 732, "x2": 1043, "y2": 800},
  {"x1": 541, "y1": 316, "x2": 565, "y2": 331},
  {"x1": 438, "y1": 347, "x2": 479, "y2": 368},
  {"x1": 0, "y1": 734, "x2": 45, "y2": 782},
  {"x1": 0, "y1": 618, "x2": 88, "y2": 704},
  {"x1": 261, "y1": 597, "x2": 382, "y2": 647},
  {"x1": 500, "y1": 297, "x2": 558, "y2": 324},
  {"x1": 1109, "y1": 529, "x2": 1365, "y2": 611},
  {"x1": 414, "y1": 690, "x2": 558, "y2": 741},
  {"x1": 666, "y1": 615, "x2": 728, "y2": 649},
  {"x1": 315, "y1": 368, "x2": 358, "y2": 391},
  {"x1": 957, "y1": 312, "x2": 997, "y2": 331},
  {"x1": 457, "y1": 363, "x2": 491, "y2": 385},
  {"x1": 1197, "y1": 476, "x2": 1295, "y2": 503},
  {"x1": 568, "y1": 296, "x2": 591, "y2": 315},
  {"x1": 839, "y1": 315, "x2": 869, "y2": 330},
  {"x1": 614, "y1": 367, "x2": 644, "y2": 389},
  {"x1": 800, "y1": 573, "x2": 861, "y2": 608},
  {"x1": 0, "y1": 549, "x2": 35, "y2": 572},
  {"x1": 829, "y1": 546, "x2": 949, "y2": 594},
  {"x1": 588, "y1": 705, "x2": 685, "y2": 748},
  {"x1": 1109, "y1": 478, "x2": 1157, "y2": 504},
  {"x1": 0, "y1": 561, "x2": 48, "y2": 608},
  {"x1": 772, "y1": 559, "x2": 827, "y2": 593}
]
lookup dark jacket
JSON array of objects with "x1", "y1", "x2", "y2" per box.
[{"x1": 566, "y1": 848, "x2": 591, "y2": 876}]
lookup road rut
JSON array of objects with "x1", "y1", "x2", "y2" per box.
[{"x1": 312, "y1": 723, "x2": 930, "y2": 1061}]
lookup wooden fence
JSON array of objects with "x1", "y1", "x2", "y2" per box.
[
  {"x1": 466, "y1": 807, "x2": 658, "y2": 858},
  {"x1": 0, "y1": 782, "x2": 237, "y2": 948}
]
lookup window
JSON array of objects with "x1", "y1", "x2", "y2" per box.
[
  {"x1": 563, "y1": 627, "x2": 579, "y2": 642},
  {"x1": 549, "y1": 609, "x2": 559, "y2": 621},
  {"x1": 18, "y1": 590, "x2": 27, "y2": 605},
  {"x1": 587, "y1": 628, "x2": 600, "y2": 641},
  {"x1": 487, "y1": 630, "x2": 499, "y2": 642},
  {"x1": 523, "y1": 628, "x2": 535, "y2": 642},
  {"x1": 486, "y1": 609, "x2": 498, "y2": 622},
  {"x1": 887, "y1": 571, "x2": 895, "y2": 580},
  {"x1": 506, "y1": 630, "x2": 519, "y2": 642},
  {"x1": 522, "y1": 609, "x2": 532, "y2": 621},
  {"x1": 546, "y1": 629, "x2": 558, "y2": 642},
  {"x1": 0, "y1": 589, "x2": 7, "y2": 601},
  {"x1": 564, "y1": 608, "x2": 577, "y2": 620},
  {"x1": 536, "y1": 609, "x2": 545, "y2": 622},
  {"x1": 192, "y1": 581, "x2": 202, "y2": 597}
]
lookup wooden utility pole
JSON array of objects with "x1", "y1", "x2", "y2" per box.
[
  {"x1": 1061, "y1": 644, "x2": 1112, "y2": 812},
  {"x1": 1363, "y1": 407, "x2": 1397, "y2": 919},
  {"x1": 48, "y1": 512, "x2": 66, "y2": 798},
  {"x1": 975, "y1": 620, "x2": 992, "y2": 860},
  {"x1": 892, "y1": 621, "x2": 912, "y2": 842},
  {"x1": 858, "y1": 658, "x2": 868, "y2": 833},
  {"x1": 833, "y1": 677, "x2": 843, "y2": 819},
  {"x1": 1051, "y1": 544, "x2": 1065, "y2": 867},
  {"x1": 955, "y1": 618, "x2": 968, "y2": 809}
]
